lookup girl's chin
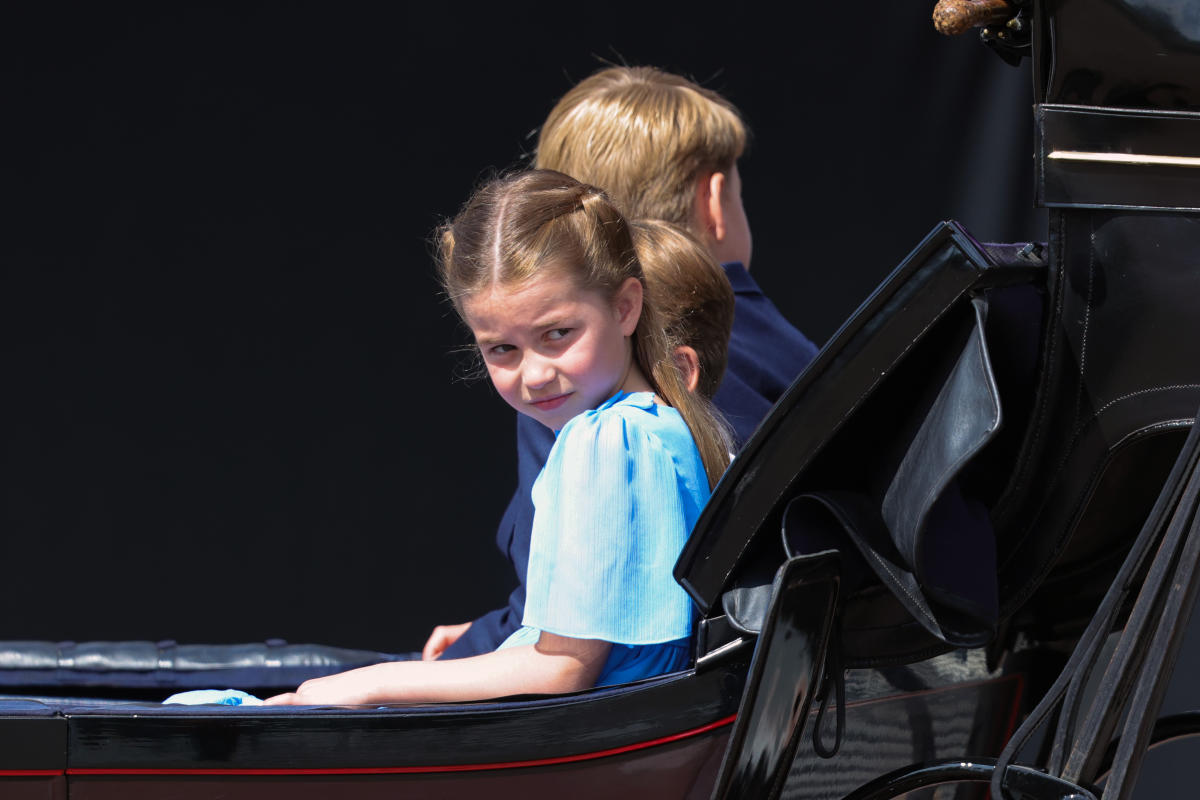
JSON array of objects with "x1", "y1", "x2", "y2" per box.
[
  {"x1": 531, "y1": 406, "x2": 582, "y2": 432},
  {"x1": 513, "y1": 405, "x2": 567, "y2": 430}
]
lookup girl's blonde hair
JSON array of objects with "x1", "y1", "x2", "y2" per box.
[
  {"x1": 438, "y1": 170, "x2": 731, "y2": 488},
  {"x1": 535, "y1": 66, "x2": 748, "y2": 228}
]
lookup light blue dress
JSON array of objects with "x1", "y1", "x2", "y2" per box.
[{"x1": 498, "y1": 391, "x2": 711, "y2": 686}]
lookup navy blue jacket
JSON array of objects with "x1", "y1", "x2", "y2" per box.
[{"x1": 443, "y1": 263, "x2": 819, "y2": 658}]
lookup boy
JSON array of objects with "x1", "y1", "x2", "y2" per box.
[
  {"x1": 536, "y1": 65, "x2": 817, "y2": 441},
  {"x1": 428, "y1": 66, "x2": 818, "y2": 661}
]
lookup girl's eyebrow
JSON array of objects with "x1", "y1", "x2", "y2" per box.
[
  {"x1": 472, "y1": 331, "x2": 508, "y2": 346},
  {"x1": 472, "y1": 308, "x2": 575, "y2": 344},
  {"x1": 530, "y1": 311, "x2": 574, "y2": 329}
]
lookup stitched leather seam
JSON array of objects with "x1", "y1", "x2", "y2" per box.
[
  {"x1": 1092, "y1": 385, "x2": 1200, "y2": 418},
  {"x1": 1076, "y1": 222, "x2": 1096, "y2": 424},
  {"x1": 862, "y1": 545, "x2": 936, "y2": 629},
  {"x1": 1043, "y1": 217, "x2": 1097, "y2": 498}
]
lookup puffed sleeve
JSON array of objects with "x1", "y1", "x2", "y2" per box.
[{"x1": 522, "y1": 406, "x2": 695, "y2": 645}]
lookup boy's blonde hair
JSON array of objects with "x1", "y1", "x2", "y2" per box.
[
  {"x1": 535, "y1": 66, "x2": 747, "y2": 228},
  {"x1": 632, "y1": 220, "x2": 734, "y2": 400},
  {"x1": 437, "y1": 170, "x2": 731, "y2": 487}
]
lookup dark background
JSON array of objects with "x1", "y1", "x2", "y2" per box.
[
  {"x1": 3, "y1": 3, "x2": 1044, "y2": 652},
  {"x1": 8, "y1": 3, "x2": 1200, "y2": 793}
]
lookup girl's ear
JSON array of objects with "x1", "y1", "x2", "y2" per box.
[{"x1": 613, "y1": 276, "x2": 643, "y2": 336}]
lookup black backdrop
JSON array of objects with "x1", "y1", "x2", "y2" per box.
[{"x1": 4, "y1": 4, "x2": 1044, "y2": 652}]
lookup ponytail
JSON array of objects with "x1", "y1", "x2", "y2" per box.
[{"x1": 634, "y1": 303, "x2": 732, "y2": 489}]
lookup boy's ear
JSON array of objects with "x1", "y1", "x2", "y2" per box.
[
  {"x1": 672, "y1": 346, "x2": 701, "y2": 393},
  {"x1": 614, "y1": 276, "x2": 643, "y2": 336},
  {"x1": 694, "y1": 170, "x2": 729, "y2": 245}
]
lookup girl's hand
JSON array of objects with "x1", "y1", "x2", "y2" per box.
[
  {"x1": 422, "y1": 621, "x2": 473, "y2": 660},
  {"x1": 262, "y1": 692, "x2": 296, "y2": 705},
  {"x1": 262, "y1": 665, "x2": 383, "y2": 706}
]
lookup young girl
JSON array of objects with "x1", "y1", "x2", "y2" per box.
[{"x1": 264, "y1": 171, "x2": 730, "y2": 705}]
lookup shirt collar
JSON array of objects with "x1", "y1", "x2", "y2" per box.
[
  {"x1": 597, "y1": 390, "x2": 655, "y2": 412},
  {"x1": 721, "y1": 261, "x2": 761, "y2": 295}
]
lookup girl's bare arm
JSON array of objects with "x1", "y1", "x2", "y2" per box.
[{"x1": 263, "y1": 632, "x2": 610, "y2": 706}]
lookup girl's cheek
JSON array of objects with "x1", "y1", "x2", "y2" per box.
[
  {"x1": 483, "y1": 365, "x2": 507, "y2": 390},
  {"x1": 489, "y1": 368, "x2": 520, "y2": 396}
]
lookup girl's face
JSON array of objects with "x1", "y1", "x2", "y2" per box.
[{"x1": 462, "y1": 270, "x2": 644, "y2": 431}]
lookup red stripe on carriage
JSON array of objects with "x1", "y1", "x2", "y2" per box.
[
  {"x1": 62, "y1": 714, "x2": 738, "y2": 776},
  {"x1": 0, "y1": 770, "x2": 63, "y2": 776}
]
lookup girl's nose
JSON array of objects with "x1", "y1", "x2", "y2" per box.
[{"x1": 522, "y1": 355, "x2": 555, "y2": 389}]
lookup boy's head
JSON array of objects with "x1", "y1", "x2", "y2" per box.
[
  {"x1": 536, "y1": 66, "x2": 753, "y2": 267},
  {"x1": 631, "y1": 219, "x2": 735, "y2": 400}
]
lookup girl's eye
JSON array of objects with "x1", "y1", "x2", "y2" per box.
[
  {"x1": 488, "y1": 344, "x2": 515, "y2": 357},
  {"x1": 546, "y1": 328, "x2": 572, "y2": 341}
]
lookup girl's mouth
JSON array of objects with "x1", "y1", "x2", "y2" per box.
[{"x1": 531, "y1": 393, "x2": 571, "y2": 412}]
